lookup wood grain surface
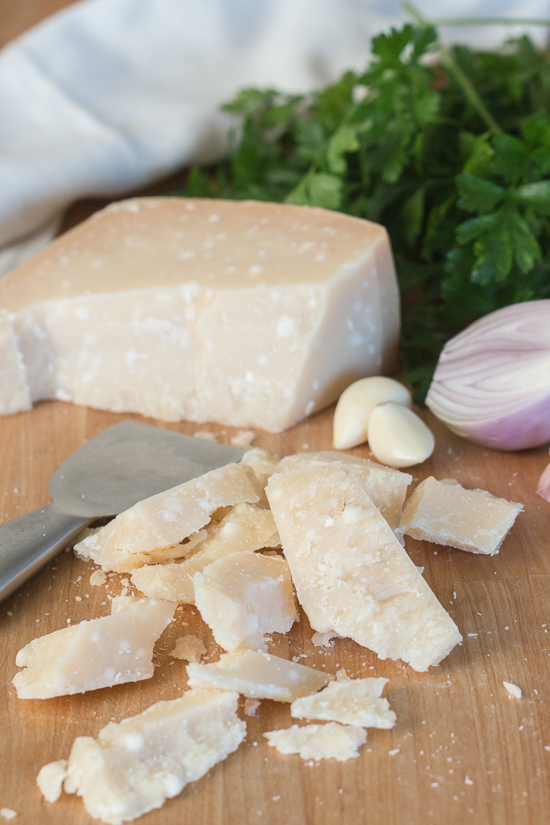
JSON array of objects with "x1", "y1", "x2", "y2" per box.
[
  {"x1": 1, "y1": 401, "x2": 550, "y2": 825},
  {"x1": 2, "y1": 4, "x2": 550, "y2": 824}
]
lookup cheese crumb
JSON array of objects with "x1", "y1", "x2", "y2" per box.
[
  {"x1": 311, "y1": 631, "x2": 338, "y2": 647},
  {"x1": 264, "y1": 723, "x2": 366, "y2": 761},
  {"x1": 244, "y1": 698, "x2": 261, "y2": 717},
  {"x1": 231, "y1": 430, "x2": 256, "y2": 449},
  {"x1": 36, "y1": 760, "x2": 68, "y2": 802},
  {"x1": 89, "y1": 569, "x2": 107, "y2": 587},
  {"x1": 169, "y1": 635, "x2": 206, "y2": 663},
  {"x1": 503, "y1": 681, "x2": 522, "y2": 698},
  {"x1": 193, "y1": 431, "x2": 218, "y2": 442}
]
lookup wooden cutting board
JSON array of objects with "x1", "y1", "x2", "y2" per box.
[
  {"x1": 2, "y1": 5, "x2": 550, "y2": 822},
  {"x1": 1, "y1": 400, "x2": 549, "y2": 825}
]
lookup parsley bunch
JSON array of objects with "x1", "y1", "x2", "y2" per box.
[{"x1": 177, "y1": 22, "x2": 550, "y2": 399}]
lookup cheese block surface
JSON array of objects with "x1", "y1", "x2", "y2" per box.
[{"x1": 0, "y1": 198, "x2": 399, "y2": 430}]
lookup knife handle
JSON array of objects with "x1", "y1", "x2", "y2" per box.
[{"x1": 0, "y1": 505, "x2": 91, "y2": 603}]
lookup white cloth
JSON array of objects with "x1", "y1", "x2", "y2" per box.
[{"x1": 0, "y1": 0, "x2": 548, "y2": 276}]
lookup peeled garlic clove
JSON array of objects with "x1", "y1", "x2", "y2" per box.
[
  {"x1": 367, "y1": 402, "x2": 434, "y2": 468},
  {"x1": 333, "y1": 377, "x2": 412, "y2": 450}
]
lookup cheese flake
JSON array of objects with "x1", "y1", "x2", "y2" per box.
[
  {"x1": 187, "y1": 650, "x2": 331, "y2": 702},
  {"x1": 74, "y1": 463, "x2": 260, "y2": 572},
  {"x1": 192, "y1": 552, "x2": 297, "y2": 652},
  {"x1": 13, "y1": 599, "x2": 175, "y2": 698},
  {"x1": 264, "y1": 723, "x2": 366, "y2": 761},
  {"x1": 290, "y1": 677, "x2": 396, "y2": 728},
  {"x1": 275, "y1": 451, "x2": 411, "y2": 529},
  {"x1": 398, "y1": 476, "x2": 523, "y2": 555},
  {"x1": 131, "y1": 502, "x2": 279, "y2": 604},
  {"x1": 61, "y1": 689, "x2": 245, "y2": 824},
  {"x1": 266, "y1": 465, "x2": 462, "y2": 671}
]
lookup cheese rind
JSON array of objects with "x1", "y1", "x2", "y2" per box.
[
  {"x1": 266, "y1": 466, "x2": 461, "y2": 671},
  {"x1": 12, "y1": 599, "x2": 175, "y2": 698},
  {"x1": 264, "y1": 723, "x2": 366, "y2": 761},
  {"x1": 0, "y1": 198, "x2": 399, "y2": 431},
  {"x1": 187, "y1": 650, "x2": 331, "y2": 702},
  {"x1": 192, "y1": 552, "x2": 297, "y2": 652},
  {"x1": 290, "y1": 677, "x2": 396, "y2": 728},
  {"x1": 62, "y1": 689, "x2": 245, "y2": 825},
  {"x1": 74, "y1": 463, "x2": 260, "y2": 572},
  {"x1": 398, "y1": 476, "x2": 523, "y2": 555}
]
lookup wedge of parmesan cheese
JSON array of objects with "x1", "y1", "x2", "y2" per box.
[
  {"x1": 192, "y1": 552, "x2": 297, "y2": 652},
  {"x1": 60, "y1": 689, "x2": 245, "y2": 824},
  {"x1": 131, "y1": 502, "x2": 280, "y2": 604},
  {"x1": 266, "y1": 465, "x2": 462, "y2": 671},
  {"x1": 74, "y1": 463, "x2": 260, "y2": 572},
  {"x1": 12, "y1": 599, "x2": 175, "y2": 699},
  {"x1": 398, "y1": 476, "x2": 523, "y2": 555},
  {"x1": 264, "y1": 723, "x2": 366, "y2": 761},
  {"x1": 290, "y1": 676, "x2": 396, "y2": 728},
  {"x1": 275, "y1": 451, "x2": 411, "y2": 529},
  {"x1": 187, "y1": 650, "x2": 331, "y2": 701},
  {"x1": 0, "y1": 197, "x2": 399, "y2": 431}
]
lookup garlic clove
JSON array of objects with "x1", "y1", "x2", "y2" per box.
[
  {"x1": 367, "y1": 402, "x2": 435, "y2": 468},
  {"x1": 333, "y1": 377, "x2": 412, "y2": 450}
]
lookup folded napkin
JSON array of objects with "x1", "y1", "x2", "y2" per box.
[{"x1": 0, "y1": 0, "x2": 548, "y2": 277}]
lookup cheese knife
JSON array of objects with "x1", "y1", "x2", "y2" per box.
[{"x1": 0, "y1": 420, "x2": 244, "y2": 603}]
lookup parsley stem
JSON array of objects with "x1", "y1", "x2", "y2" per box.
[{"x1": 403, "y1": 2, "x2": 503, "y2": 134}]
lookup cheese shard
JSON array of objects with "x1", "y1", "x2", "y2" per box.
[
  {"x1": 37, "y1": 760, "x2": 68, "y2": 803},
  {"x1": 62, "y1": 689, "x2": 245, "y2": 825},
  {"x1": 193, "y1": 552, "x2": 297, "y2": 652},
  {"x1": 131, "y1": 502, "x2": 280, "y2": 604},
  {"x1": 290, "y1": 677, "x2": 396, "y2": 728},
  {"x1": 187, "y1": 650, "x2": 331, "y2": 702},
  {"x1": 264, "y1": 723, "x2": 366, "y2": 761},
  {"x1": 12, "y1": 599, "x2": 175, "y2": 698},
  {"x1": 275, "y1": 451, "x2": 411, "y2": 530},
  {"x1": 266, "y1": 466, "x2": 462, "y2": 672},
  {"x1": 398, "y1": 476, "x2": 523, "y2": 555},
  {"x1": 0, "y1": 197, "x2": 399, "y2": 431},
  {"x1": 74, "y1": 463, "x2": 260, "y2": 572}
]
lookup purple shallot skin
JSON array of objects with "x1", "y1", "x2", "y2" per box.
[{"x1": 426, "y1": 300, "x2": 550, "y2": 451}]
